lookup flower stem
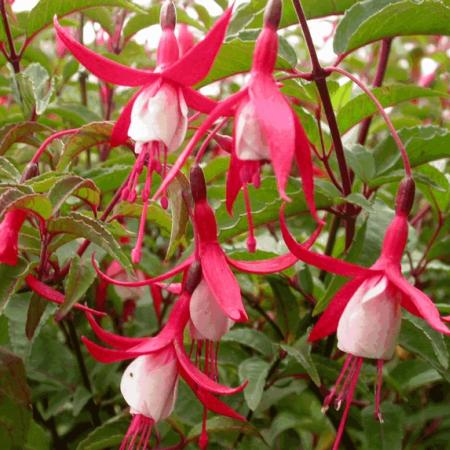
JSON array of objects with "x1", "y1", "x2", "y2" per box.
[{"x1": 0, "y1": 0, "x2": 20, "y2": 73}]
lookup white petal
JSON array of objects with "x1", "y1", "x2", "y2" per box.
[
  {"x1": 128, "y1": 82, "x2": 181, "y2": 148},
  {"x1": 120, "y1": 353, "x2": 178, "y2": 422},
  {"x1": 337, "y1": 276, "x2": 402, "y2": 360},
  {"x1": 167, "y1": 88, "x2": 188, "y2": 152},
  {"x1": 190, "y1": 279, "x2": 233, "y2": 342},
  {"x1": 235, "y1": 100, "x2": 270, "y2": 161}
]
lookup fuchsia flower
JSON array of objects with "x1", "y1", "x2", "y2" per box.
[
  {"x1": 82, "y1": 263, "x2": 246, "y2": 449},
  {"x1": 280, "y1": 178, "x2": 450, "y2": 449},
  {"x1": 153, "y1": 0, "x2": 321, "y2": 252},
  {"x1": 54, "y1": 2, "x2": 233, "y2": 263},
  {"x1": 178, "y1": 24, "x2": 195, "y2": 56},
  {"x1": 0, "y1": 209, "x2": 27, "y2": 266}
]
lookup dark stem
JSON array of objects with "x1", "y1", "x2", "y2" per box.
[
  {"x1": 66, "y1": 318, "x2": 101, "y2": 427},
  {"x1": 0, "y1": 0, "x2": 20, "y2": 72},
  {"x1": 357, "y1": 38, "x2": 392, "y2": 145}
]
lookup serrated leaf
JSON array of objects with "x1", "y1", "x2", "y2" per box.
[
  {"x1": 47, "y1": 212, "x2": 132, "y2": 271},
  {"x1": 0, "y1": 156, "x2": 20, "y2": 182},
  {"x1": 0, "y1": 188, "x2": 53, "y2": 220},
  {"x1": 280, "y1": 336, "x2": 321, "y2": 386},
  {"x1": 334, "y1": 0, "x2": 450, "y2": 54},
  {"x1": 56, "y1": 122, "x2": 115, "y2": 170},
  {"x1": 222, "y1": 328, "x2": 274, "y2": 358},
  {"x1": 337, "y1": 85, "x2": 443, "y2": 135},
  {"x1": 0, "y1": 122, "x2": 51, "y2": 156},
  {"x1": 239, "y1": 357, "x2": 270, "y2": 411},
  {"x1": 58, "y1": 255, "x2": 97, "y2": 319},
  {"x1": 166, "y1": 172, "x2": 190, "y2": 259},
  {"x1": 48, "y1": 175, "x2": 101, "y2": 214}
]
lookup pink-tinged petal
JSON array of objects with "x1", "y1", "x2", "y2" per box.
[
  {"x1": 111, "y1": 83, "x2": 157, "y2": 147},
  {"x1": 292, "y1": 110, "x2": 322, "y2": 224},
  {"x1": 92, "y1": 254, "x2": 194, "y2": 287},
  {"x1": 152, "y1": 89, "x2": 248, "y2": 201},
  {"x1": 156, "y1": 282, "x2": 182, "y2": 295},
  {"x1": 228, "y1": 252, "x2": 297, "y2": 274},
  {"x1": 182, "y1": 86, "x2": 218, "y2": 113},
  {"x1": 174, "y1": 338, "x2": 247, "y2": 395},
  {"x1": 54, "y1": 17, "x2": 157, "y2": 87},
  {"x1": 82, "y1": 336, "x2": 136, "y2": 363},
  {"x1": 279, "y1": 204, "x2": 376, "y2": 278},
  {"x1": 150, "y1": 284, "x2": 163, "y2": 321},
  {"x1": 25, "y1": 275, "x2": 105, "y2": 317},
  {"x1": 200, "y1": 243, "x2": 247, "y2": 322},
  {"x1": 443, "y1": 316, "x2": 450, "y2": 322},
  {"x1": 181, "y1": 369, "x2": 246, "y2": 421},
  {"x1": 249, "y1": 74, "x2": 295, "y2": 201},
  {"x1": 309, "y1": 278, "x2": 366, "y2": 342},
  {"x1": 85, "y1": 312, "x2": 146, "y2": 349},
  {"x1": 225, "y1": 152, "x2": 244, "y2": 215},
  {"x1": 162, "y1": 7, "x2": 233, "y2": 86},
  {"x1": 387, "y1": 268, "x2": 450, "y2": 336}
]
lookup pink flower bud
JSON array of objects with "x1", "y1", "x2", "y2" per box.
[
  {"x1": 178, "y1": 24, "x2": 195, "y2": 55},
  {"x1": 0, "y1": 209, "x2": 26, "y2": 266},
  {"x1": 235, "y1": 99, "x2": 270, "y2": 161},
  {"x1": 129, "y1": 82, "x2": 188, "y2": 152},
  {"x1": 337, "y1": 276, "x2": 402, "y2": 360},
  {"x1": 120, "y1": 351, "x2": 179, "y2": 422},
  {"x1": 190, "y1": 279, "x2": 234, "y2": 341}
]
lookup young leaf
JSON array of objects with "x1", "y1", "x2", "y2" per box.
[{"x1": 239, "y1": 357, "x2": 270, "y2": 411}]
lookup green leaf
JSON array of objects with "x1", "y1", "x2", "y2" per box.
[
  {"x1": 56, "y1": 122, "x2": 115, "y2": 170},
  {"x1": 0, "y1": 257, "x2": 32, "y2": 314},
  {"x1": 239, "y1": 357, "x2": 270, "y2": 411},
  {"x1": 0, "y1": 348, "x2": 32, "y2": 449},
  {"x1": 187, "y1": 416, "x2": 260, "y2": 440},
  {"x1": 0, "y1": 156, "x2": 20, "y2": 182},
  {"x1": 47, "y1": 212, "x2": 132, "y2": 271},
  {"x1": 48, "y1": 175, "x2": 101, "y2": 214},
  {"x1": 198, "y1": 39, "x2": 292, "y2": 87},
  {"x1": 166, "y1": 172, "x2": 190, "y2": 259},
  {"x1": 335, "y1": 0, "x2": 450, "y2": 54},
  {"x1": 0, "y1": 122, "x2": 51, "y2": 156},
  {"x1": 25, "y1": 294, "x2": 49, "y2": 341},
  {"x1": 361, "y1": 402, "x2": 405, "y2": 450},
  {"x1": 222, "y1": 328, "x2": 274, "y2": 358},
  {"x1": 76, "y1": 416, "x2": 129, "y2": 450},
  {"x1": 280, "y1": 336, "x2": 321, "y2": 386},
  {"x1": 58, "y1": 255, "x2": 97, "y2": 320},
  {"x1": 0, "y1": 188, "x2": 53, "y2": 220},
  {"x1": 345, "y1": 144, "x2": 376, "y2": 182},
  {"x1": 373, "y1": 126, "x2": 450, "y2": 175},
  {"x1": 337, "y1": 85, "x2": 444, "y2": 135}
]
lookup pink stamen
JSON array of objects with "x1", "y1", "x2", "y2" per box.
[
  {"x1": 199, "y1": 407, "x2": 209, "y2": 450},
  {"x1": 214, "y1": 341, "x2": 220, "y2": 382},
  {"x1": 334, "y1": 356, "x2": 358, "y2": 411},
  {"x1": 242, "y1": 184, "x2": 256, "y2": 253},
  {"x1": 120, "y1": 415, "x2": 154, "y2": 450},
  {"x1": 322, "y1": 354, "x2": 353, "y2": 413},
  {"x1": 332, "y1": 358, "x2": 363, "y2": 450},
  {"x1": 375, "y1": 359, "x2": 384, "y2": 423}
]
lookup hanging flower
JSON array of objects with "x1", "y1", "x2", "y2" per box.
[
  {"x1": 54, "y1": 1, "x2": 233, "y2": 263},
  {"x1": 280, "y1": 177, "x2": 450, "y2": 449},
  {"x1": 0, "y1": 209, "x2": 27, "y2": 266},
  {"x1": 152, "y1": 0, "x2": 321, "y2": 253},
  {"x1": 82, "y1": 263, "x2": 246, "y2": 449}
]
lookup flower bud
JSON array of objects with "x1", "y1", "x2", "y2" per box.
[
  {"x1": 395, "y1": 177, "x2": 415, "y2": 216},
  {"x1": 190, "y1": 165, "x2": 207, "y2": 203},
  {"x1": 263, "y1": 0, "x2": 282, "y2": 30},
  {"x1": 21, "y1": 162, "x2": 39, "y2": 182},
  {"x1": 160, "y1": 1, "x2": 176, "y2": 30}
]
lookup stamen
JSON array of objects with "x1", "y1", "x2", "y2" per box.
[
  {"x1": 322, "y1": 354, "x2": 353, "y2": 413},
  {"x1": 334, "y1": 356, "x2": 358, "y2": 411},
  {"x1": 199, "y1": 407, "x2": 209, "y2": 450},
  {"x1": 242, "y1": 184, "x2": 256, "y2": 252},
  {"x1": 375, "y1": 359, "x2": 384, "y2": 423},
  {"x1": 120, "y1": 415, "x2": 154, "y2": 450},
  {"x1": 160, "y1": 143, "x2": 169, "y2": 210},
  {"x1": 214, "y1": 341, "x2": 220, "y2": 382},
  {"x1": 332, "y1": 358, "x2": 363, "y2": 450}
]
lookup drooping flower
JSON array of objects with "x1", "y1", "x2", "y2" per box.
[
  {"x1": 82, "y1": 263, "x2": 246, "y2": 449},
  {"x1": 280, "y1": 177, "x2": 450, "y2": 449},
  {"x1": 54, "y1": 1, "x2": 233, "y2": 263},
  {"x1": 0, "y1": 209, "x2": 27, "y2": 266},
  {"x1": 152, "y1": 0, "x2": 321, "y2": 253}
]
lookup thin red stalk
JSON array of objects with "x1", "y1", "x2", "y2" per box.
[
  {"x1": 194, "y1": 117, "x2": 227, "y2": 163},
  {"x1": 0, "y1": 0, "x2": 20, "y2": 72},
  {"x1": 31, "y1": 129, "x2": 79, "y2": 165},
  {"x1": 357, "y1": 39, "x2": 392, "y2": 145},
  {"x1": 327, "y1": 66, "x2": 412, "y2": 177}
]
